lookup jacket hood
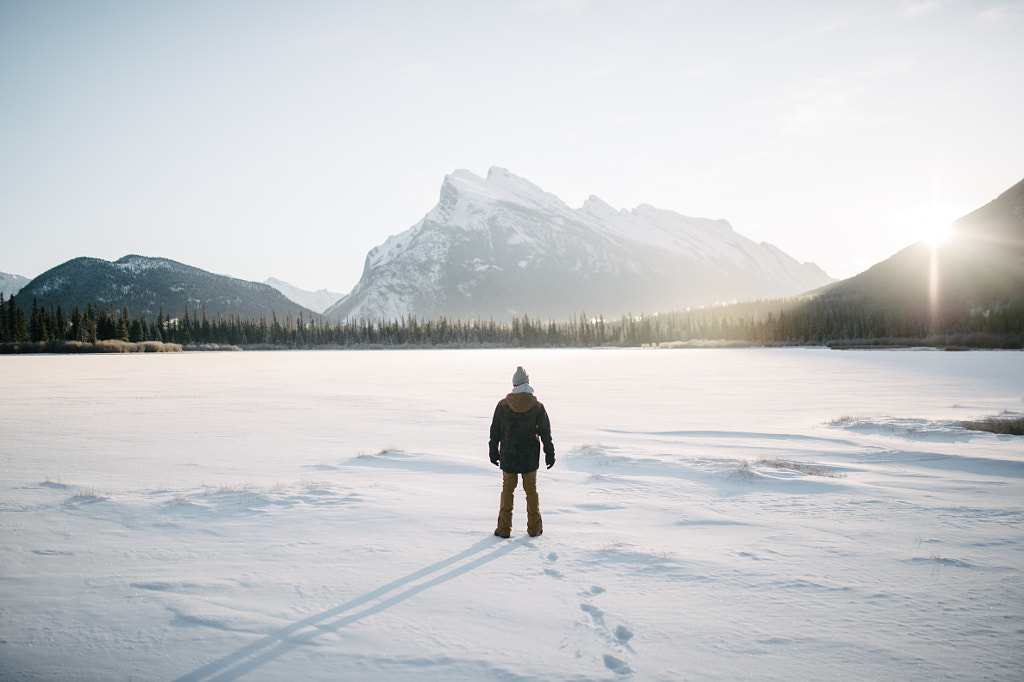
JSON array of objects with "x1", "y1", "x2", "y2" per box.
[{"x1": 504, "y1": 392, "x2": 540, "y2": 413}]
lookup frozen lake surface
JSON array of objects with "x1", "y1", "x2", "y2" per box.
[{"x1": 2, "y1": 348, "x2": 1022, "y2": 680}]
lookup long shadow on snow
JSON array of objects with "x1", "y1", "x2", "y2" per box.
[{"x1": 175, "y1": 536, "x2": 527, "y2": 682}]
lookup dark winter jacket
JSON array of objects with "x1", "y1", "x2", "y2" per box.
[{"x1": 489, "y1": 392, "x2": 555, "y2": 474}]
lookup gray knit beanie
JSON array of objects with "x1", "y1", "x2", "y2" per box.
[{"x1": 512, "y1": 366, "x2": 529, "y2": 386}]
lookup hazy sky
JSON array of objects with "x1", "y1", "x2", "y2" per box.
[{"x1": 2, "y1": 0, "x2": 1021, "y2": 292}]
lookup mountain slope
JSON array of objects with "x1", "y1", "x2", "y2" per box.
[
  {"x1": 801, "y1": 176, "x2": 1024, "y2": 337},
  {"x1": 326, "y1": 167, "x2": 833, "y2": 321},
  {"x1": 264, "y1": 278, "x2": 344, "y2": 314},
  {"x1": 1, "y1": 271, "x2": 29, "y2": 298},
  {"x1": 19, "y1": 255, "x2": 314, "y2": 320}
]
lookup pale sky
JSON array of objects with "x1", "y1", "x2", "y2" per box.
[{"x1": 1, "y1": 0, "x2": 1022, "y2": 293}]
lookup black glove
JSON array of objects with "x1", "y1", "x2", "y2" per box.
[
  {"x1": 546, "y1": 456, "x2": 555, "y2": 469},
  {"x1": 492, "y1": 459, "x2": 500, "y2": 467}
]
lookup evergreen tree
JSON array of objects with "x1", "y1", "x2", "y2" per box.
[
  {"x1": 201, "y1": 305, "x2": 211, "y2": 344},
  {"x1": 82, "y1": 310, "x2": 97, "y2": 343},
  {"x1": 182, "y1": 305, "x2": 192, "y2": 343},
  {"x1": 7, "y1": 295, "x2": 29, "y2": 342},
  {"x1": 118, "y1": 305, "x2": 131, "y2": 342},
  {"x1": 130, "y1": 318, "x2": 146, "y2": 342},
  {"x1": 54, "y1": 305, "x2": 66, "y2": 341},
  {"x1": 0, "y1": 293, "x2": 7, "y2": 342},
  {"x1": 96, "y1": 306, "x2": 115, "y2": 340},
  {"x1": 156, "y1": 306, "x2": 166, "y2": 342},
  {"x1": 70, "y1": 307, "x2": 83, "y2": 341},
  {"x1": 29, "y1": 298, "x2": 52, "y2": 343}
]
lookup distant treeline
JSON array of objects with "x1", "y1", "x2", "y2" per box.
[{"x1": 1, "y1": 292, "x2": 1021, "y2": 351}]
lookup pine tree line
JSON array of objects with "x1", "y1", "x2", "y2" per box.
[
  {"x1": 631, "y1": 295, "x2": 1023, "y2": 347},
  {"x1": 1, "y1": 295, "x2": 157, "y2": 345},
  {"x1": 2, "y1": 292, "x2": 1020, "y2": 349},
  {"x1": 0, "y1": 294, "x2": 615, "y2": 348}
]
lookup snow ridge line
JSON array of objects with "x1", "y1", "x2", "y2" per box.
[{"x1": 175, "y1": 536, "x2": 528, "y2": 681}]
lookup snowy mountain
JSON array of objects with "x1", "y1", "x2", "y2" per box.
[
  {"x1": 325, "y1": 167, "x2": 833, "y2": 321},
  {"x1": 19, "y1": 255, "x2": 314, "y2": 320},
  {"x1": 1, "y1": 271, "x2": 29, "y2": 298},
  {"x1": 265, "y1": 277, "x2": 344, "y2": 314}
]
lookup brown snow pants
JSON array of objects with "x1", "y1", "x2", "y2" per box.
[{"x1": 495, "y1": 470, "x2": 542, "y2": 537}]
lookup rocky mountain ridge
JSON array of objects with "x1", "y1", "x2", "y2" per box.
[{"x1": 326, "y1": 167, "x2": 833, "y2": 321}]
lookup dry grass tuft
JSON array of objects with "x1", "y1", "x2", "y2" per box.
[
  {"x1": 216, "y1": 482, "x2": 253, "y2": 493},
  {"x1": 302, "y1": 479, "x2": 331, "y2": 492},
  {"x1": 64, "y1": 488, "x2": 104, "y2": 507},
  {"x1": 728, "y1": 459, "x2": 756, "y2": 481},
  {"x1": 959, "y1": 416, "x2": 1024, "y2": 436},
  {"x1": 756, "y1": 457, "x2": 845, "y2": 478}
]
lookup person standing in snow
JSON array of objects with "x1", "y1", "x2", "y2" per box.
[{"x1": 489, "y1": 366, "x2": 555, "y2": 538}]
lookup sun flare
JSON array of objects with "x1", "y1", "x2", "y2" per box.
[
  {"x1": 896, "y1": 203, "x2": 960, "y2": 247},
  {"x1": 923, "y1": 222, "x2": 954, "y2": 246}
]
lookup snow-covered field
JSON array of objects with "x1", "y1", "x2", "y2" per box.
[{"x1": 2, "y1": 348, "x2": 1022, "y2": 681}]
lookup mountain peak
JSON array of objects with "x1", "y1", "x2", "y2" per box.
[
  {"x1": 579, "y1": 195, "x2": 621, "y2": 216},
  {"x1": 486, "y1": 165, "x2": 513, "y2": 180},
  {"x1": 442, "y1": 169, "x2": 500, "y2": 202},
  {"x1": 485, "y1": 165, "x2": 541, "y2": 192},
  {"x1": 439, "y1": 167, "x2": 572, "y2": 216},
  {"x1": 326, "y1": 167, "x2": 835, "y2": 321},
  {"x1": 113, "y1": 254, "x2": 180, "y2": 274}
]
